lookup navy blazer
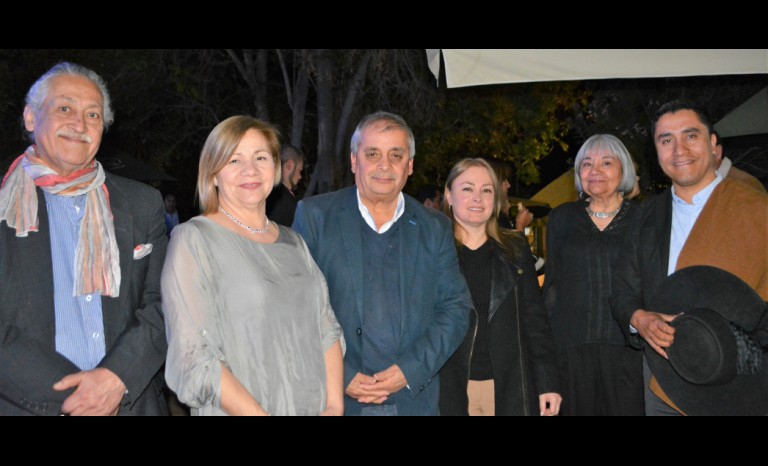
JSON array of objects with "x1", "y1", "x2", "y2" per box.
[
  {"x1": 293, "y1": 187, "x2": 472, "y2": 416},
  {"x1": 0, "y1": 173, "x2": 168, "y2": 415}
]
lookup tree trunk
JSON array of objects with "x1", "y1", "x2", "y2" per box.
[
  {"x1": 275, "y1": 49, "x2": 309, "y2": 148},
  {"x1": 290, "y1": 64, "x2": 310, "y2": 148},
  {"x1": 225, "y1": 49, "x2": 269, "y2": 120},
  {"x1": 307, "y1": 50, "x2": 335, "y2": 195},
  {"x1": 334, "y1": 50, "x2": 373, "y2": 188},
  {"x1": 254, "y1": 49, "x2": 268, "y2": 120}
]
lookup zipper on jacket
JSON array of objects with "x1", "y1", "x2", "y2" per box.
[
  {"x1": 467, "y1": 308, "x2": 479, "y2": 382},
  {"x1": 515, "y1": 286, "x2": 530, "y2": 416}
]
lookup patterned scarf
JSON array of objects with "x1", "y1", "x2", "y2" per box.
[{"x1": 0, "y1": 146, "x2": 121, "y2": 297}]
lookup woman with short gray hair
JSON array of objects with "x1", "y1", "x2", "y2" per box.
[{"x1": 543, "y1": 134, "x2": 644, "y2": 416}]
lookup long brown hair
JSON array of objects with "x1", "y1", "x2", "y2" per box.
[{"x1": 443, "y1": 158, "x2": 519, "y2": 260}]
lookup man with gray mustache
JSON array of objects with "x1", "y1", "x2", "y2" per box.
[
  {"x1": 293, "y1": 111, "x2": 472, "y2": 415},
  {"x1": 0, "y1": 62, "x2": 168, "y2": 415}
]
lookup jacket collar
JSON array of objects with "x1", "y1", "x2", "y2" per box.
[
  {"x1": 488, "y1": 241, "x2": 522, "y2": 323},
  {"x1": 658, "y1": 189, "x2": 674, "y2": 274},
  {"x1": 100, "y1": 176, "x2": 134, "y2": 347}
]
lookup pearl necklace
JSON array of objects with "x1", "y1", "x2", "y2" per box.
[
  {"x1": 219, "y1": 207, "x2": 270, "y2": 234},
  {"x1": 586, "y1": 204, "x2": 621, "y2": 219}
]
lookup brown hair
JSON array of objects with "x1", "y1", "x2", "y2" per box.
[
  {"x1": 443, "y1": 158, "x2": 518, "y2": 260},
  {"x1": 486, "y1": 158, "x2": 512, "y2": 186},
  {"x1": 197, "y1": 116, "x2": 281, "y2": 215}
]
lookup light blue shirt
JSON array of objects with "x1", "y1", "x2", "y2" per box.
[
  {"x1": 44, "y1": 192, "x2": 106, "y2": 371},
  {"x1": 356, "y1": 190, "x2": 405, "y2": 234},
  {"x1": 668, "y1": 174, "x2": 723, "y2": 276}
]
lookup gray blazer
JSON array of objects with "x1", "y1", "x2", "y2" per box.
[{"x1": 0, "y1": 173, "x2": 168, "y2": 416}]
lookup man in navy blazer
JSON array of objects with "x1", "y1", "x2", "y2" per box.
[
  {"x1": 293, "y1": 111, "x2": 471, "y2": 416},
  {"x1": 0, "y1": 63, "x2": 168, "y2": 415}
]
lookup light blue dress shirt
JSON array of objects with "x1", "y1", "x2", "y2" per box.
[
  {"x1": 668, "y1": 174, "x2": 723, "y2": 276},
  {"x1": 44, "y1": 192, "x2": 106, "y2": 371}
]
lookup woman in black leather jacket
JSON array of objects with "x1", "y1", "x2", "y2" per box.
[{"x1": 439, "y1": 158, "x2": 561, "y2": 416}]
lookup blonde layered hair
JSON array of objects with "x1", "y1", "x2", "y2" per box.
[
  {"x1": 197, "y1": 116, "x2": 281, "y2": 215},
  {"x1": 443, "y1": 158, "x2": 519, "y2": 260}
]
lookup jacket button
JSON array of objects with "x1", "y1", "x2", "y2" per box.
[{"x1": 356, "y1": 328, "x2": 362, "y2": 336}]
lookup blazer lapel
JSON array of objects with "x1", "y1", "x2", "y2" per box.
[
  {"x1": 338, "y1": 188, "x2": 366, "y2": 324},
  {"x1": 101, "y1": 182, "x2": 134, "y2": 348},
  {"x1": 33, "y1": 189, "x2": 57, "y2": 347},
  {"x1": 488, "y1": 245, "x2": 518, "y2": 323},
  {"x1": 398, "y1": 205, "x2": 421, "y2": 333},
  {"x1": 658, "y1": 189, "x2": 673, "y2": 274}
]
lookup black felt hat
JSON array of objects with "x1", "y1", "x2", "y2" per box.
[{"x1": 646, "y1": 266, "x2": 768, "y2": 416}]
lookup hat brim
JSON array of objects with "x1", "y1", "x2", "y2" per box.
[{"x1": 646, "y1": 266, "x2": 768, "y2": 416}]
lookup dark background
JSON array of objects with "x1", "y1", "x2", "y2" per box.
[{"x1": 2, "y1": 49, "x2": 765, "y2": 221}]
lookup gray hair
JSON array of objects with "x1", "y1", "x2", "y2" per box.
[
  {"x1": 574, "y1": 134, "x2": 636, "y2": 195},
  {"x1": 25, "y1": 62, "x2": 114, "y2": 133},
  {"x1": 350, "y1": 111, "x2": 416, "y2": 159}
]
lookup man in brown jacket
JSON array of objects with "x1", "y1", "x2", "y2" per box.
[{"x1": 612, "y1": 99, "x2": 768, "y2": 416}]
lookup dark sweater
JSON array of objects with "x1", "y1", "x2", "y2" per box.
[{"x1": 361, "y1": 219, "x2": 402, "y2": 380}]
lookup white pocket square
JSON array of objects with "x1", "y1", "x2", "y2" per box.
[{"x1": 133, "y1": 243, "x2": 153, "y2": 260}]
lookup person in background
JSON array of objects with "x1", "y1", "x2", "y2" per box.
[
  {"x1": 712, "y1": 130, "x2": 766, "y2": 193},
  {"x1": 266, "y1": 144, "x2": 304, "y2": 226},
  {"x1": 293, "y1": 111, "x2": 472, "y2": 416},
  {"x1": 0, "y1": 62, "x2": 168, "y2": 415},
  {"x1": 162, "y1": 116, "x2": 343, "y2": 416},
  {"x1": 416, "y1": 184, "x2": 442, "y2": 210},
  {"x1": 544, "y1": 134, "x2": 644, "y2": 416},
  {"x1": 612, "y1": 100, "x2": 768, "y2": 415},
  {"x1": 486, "y1": 158, "x2": 533, "y2": 231},
  {"x1": 164, "y1": 193, "x2": 180, "y2": 237},
  {"x1": 439, "y1": 158, "x2": 561, "y2": 416}
]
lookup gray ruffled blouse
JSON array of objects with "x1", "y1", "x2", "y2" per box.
[{"x1": 162, "y1": 217, "x2": 342, "y2": 416}]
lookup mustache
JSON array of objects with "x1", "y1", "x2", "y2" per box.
[
  {"x1": 372, "y1": 174, "x2": 396, "y2": 181},
  {"x1": 56, "y1": 130, "x2": 93, "y2": 143}
]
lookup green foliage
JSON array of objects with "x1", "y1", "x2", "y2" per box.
[{"x1": 412, "y1": 82, "x2": 587, "y2": 195}]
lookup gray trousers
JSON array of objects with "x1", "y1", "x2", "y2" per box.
[{"x1": 643, "y1": 356, "x2": 681, "y2": 416}]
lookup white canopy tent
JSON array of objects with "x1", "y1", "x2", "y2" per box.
[
  {"x1": 427, "y1": 49, "x2": 768, "y2": 88},
  {"x1": 714, "y1": 87, "x2": 768, "y2": 138}
]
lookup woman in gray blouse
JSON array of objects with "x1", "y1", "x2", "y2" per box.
[{"x1": 162, "y1": 116, "x2": 344, "y2": 416}]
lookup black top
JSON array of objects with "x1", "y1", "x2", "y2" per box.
[
  {"x1": 266, "y1": 183, "x2": 298, "y2": 227},
  {"x1": 498, "y1": 213, "x2": 514, "y2": 230},
  {"x1": 458, "y1": 240, "x2": 494, "y2": 380},
  {"x1": 544, "y1": 200, "x2": 640, "y2": 349}
]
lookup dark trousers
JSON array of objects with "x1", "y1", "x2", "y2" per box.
[{"x1": 560, "y1": 343, "x2": 645, "y2": 416}]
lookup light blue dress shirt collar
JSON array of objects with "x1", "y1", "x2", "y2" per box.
[
  {"x1": 356, "y1": 190, "x2": 405, "y2": 234},
  {"x1": 668, "y1": 173, "x2": 723, "y2": 275}
]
